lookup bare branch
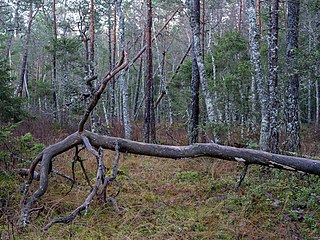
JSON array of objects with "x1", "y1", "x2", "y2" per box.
[
  {"x1": 234, "y1": 164, "x2": 249, "y2": 191},
  {"x1": 44, "y1": 148, "x2": 105, "y2": 230},
  {"x1": 78, "y1": 51, "x2": 129, "y2": 132}
]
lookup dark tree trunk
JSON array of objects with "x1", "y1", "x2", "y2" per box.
[
  {"x1": 188, "y1": 0, "x2": 215, "y2": 129},
  {"x1": 268, "y1": 0, "x2": 280, "y2": 153},
  {"x1": 189, "y1": 45, "x2": 200, "y2": 144},
  {"x1": 257, "y1": 0, "x2": 262, "y2": 33},
  {"x1": 132, "y1": 56, "x2": 143, "y2": 118},
  {"x1": 143, "y1": 0, "x2": 156, "y2": 143},
  {"x1": 285, "y1": 0, "x2": 300, "y2": 151}
]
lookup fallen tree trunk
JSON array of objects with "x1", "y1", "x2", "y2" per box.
[
  {"x1": 18, "y1": 128, "x2": 320, "y2": 229},
  {"x1": 85, "y1": 131, "x2": 320, "y2": 174}
]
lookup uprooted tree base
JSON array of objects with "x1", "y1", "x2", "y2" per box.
[{"x1": 18, "y1": 130, "x2": 320, "y2": 230}]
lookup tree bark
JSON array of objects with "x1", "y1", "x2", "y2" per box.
[
  {"x1": 316, "y1": 79, "x2": 319, "y2": 131},
  {"x1": 110, "y1": 5, "x2": 117, "y2": 125},
  {"x1": 52, "y1": 0, "x2": 58, "y2": 121},
  {"x1": 189, "y1": 44, "x2": 200, "y2": 144},
  {"x1": 238, "y1": 0, "x2": 243, "y2": 31},
  {"x1": 188, "y1": 0, "x2": 215, "y2": 129},
  {"x1": 116, "y1": 0, "x2": 131, "y2": 139},
  {"x1": 268, "y1": 0, "x2": 280, "y2": 153},
  {"x1": 256, "y1": 0, "x2": 262, "y2": 33},
  {"x1": 90, "y1": 0, "x2": 95, "y2": 76},
  {"x1": 285, "y1": 0, "x2": 300, "y2": 152},
  {"x1": 143, "y1": 0, "x2": 156, "y2": 143},
  {"x1": 17, "y1": 5, "x2": 37, "y2": 97},
  {"x1": 246, "y1": 0, "x2": 269, "y2": 151}
]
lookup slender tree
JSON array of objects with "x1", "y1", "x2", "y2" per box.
[
  {"x1": 268, "y1": 0, "x2": 280, "y2": 153},
  {"x1": 189, "y1": 44, "x2": 200, "y2": 144},
  {"x1": 116, "y1": 0, "x2": 131, "y2": 139},
  {"x1": 316, "y1": 80, "x2": 319, "y2": 131},
  {"x1": 17, "y1": 4, "x2": 37, "y2": 97},
  {"x1": 246, "y1": 0, "x2": 269, "y2": 151},
  {"x1": 238, "y1": 0, "x2": 243, "y2": 31},
  {"x1": 256, "y1": 0, "x2": 262, "y2": 32},
  {"x1": 285, "y1": 0, "x2": 300, "y2": 151},
  {"x1": 143, "y1": 0, "x2": 156, "y2": 143},
  {"x1": 90, "y1": 0, "x2": 95, "y2": 76},
  {"x1": 52, "y1": 0, "x2": 58, "y2": 121},
  {"x1": 188, "y1": 0, "x2": 215, "y2": 140}
]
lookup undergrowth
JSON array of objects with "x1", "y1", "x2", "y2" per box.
[{"x1": 0, "y1": 119, "x2": 320, "y2": 239}]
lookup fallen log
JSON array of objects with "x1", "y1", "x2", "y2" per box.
[
  {"x1": 18, "y1": 130, "x2": 320, "y2": 229},
  {"x1": 84, "y1": 131, "x2": 320, "y2": 175}
]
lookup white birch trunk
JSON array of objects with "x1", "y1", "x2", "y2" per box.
[
  {"x1": 187, "y1": 0, "x2": 215, "y2": 125},
  {"x1": 116, "y1": 0, "x2": 131, "y2": 139},
  {"x1": 246, "y1": 0, "x2": 269, "y2": 151}
]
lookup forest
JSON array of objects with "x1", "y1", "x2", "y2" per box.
[{"x1": 0, "y1": 0, "x2": 320, "y2": 238}]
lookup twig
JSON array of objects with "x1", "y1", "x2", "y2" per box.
[
  {"x1": 14, "y1": 168, "x2": 73, "y2": 182},
  {"x1": 234, "y1": 164, "x2": 249, "y2": 191},
  {"x1": 28, "y1": 206, "x2": 44, "y2": 214},
  {"x1": 51, "y1": 169, "x2": 73, "y2": 182},
  {"x1": 79, "y1": 161, "x2": 93, "y2": 190},
  {"x1": 66, "y1": 145, "x2": 93, "y2": 195}
]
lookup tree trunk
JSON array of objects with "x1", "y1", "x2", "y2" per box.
[
  {"x1": 188, "y1": 0, "x2": 215, "y2": 129},
  {"x1": 17, "y1": 6, "x2": 36, "y2": 97},
  {"x1": 316, "y1": 79, "x2": 319, "y2": 131},
  {"x1": 256, "y1": 0, "x2": 262, "y2": 33},
  {"x1": 268, "y1": 0, "x2": 280, "y2": 153},
  {"x1": 285, "y1": 0, "x2": 300, "y2": 151},
  {"x1": 116, "y1": 0, "x2": 131, "y2": 139},
  {"x1": 90, "y1": 0, "x2": 95, "y2": 76},
  {"x1": 189, "y1": 45, "x2": 200, "y2": 144},
  {"x1": 143, "y1": 0, "x2": 156, "y2": 143},
  {"x1": 238, "y1": 0, "x2": 243, "y2": 31},
  {"x1": 52, "y1": 0, "x2": 58, "y2": 121},
  {"x1": 246, "y1": 0, "x2": 269, "y2": 151},
  {"x1": 132, "y1": 56, "x2": 143, "y2": 119},
  {"x1": 202, "y1": 0, "x2": 205, "y2": 59},
  {"x1": 19, "y1": 128, "x2": 320, "y2": 229},
  {"x1": 110, "y1": 5, "x2": 117, "y2": 125}
]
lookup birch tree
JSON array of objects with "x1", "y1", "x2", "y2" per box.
[
  {"x1": 246, "y1": 0, "x2": 269, "y2": 151},
  {"x1": 187, "y1": 0, "x2": 215, "y2": 139},
  {"x1": 16, "y1": 4, "x2": 37, "y2": 97},
  {"x1": 115, "y1": 0, "x2": 131, "y2": 139}
]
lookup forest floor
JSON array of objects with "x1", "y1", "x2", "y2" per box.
[{"x1": 1, "y1": 117, "x2": 320, "y2": 239}]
